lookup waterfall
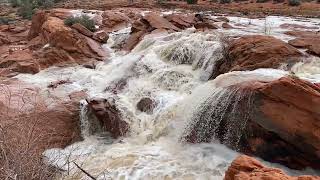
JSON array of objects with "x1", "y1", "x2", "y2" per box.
[
  {"x1": 181, "y1": 86, "x2": 255, "y2": 150},
  {"x1": 14, "y1": 18, "x2": 320, "y2": 178},
  {"x1": 79, "y1": 99, "x2": 103, "y2": 138}
]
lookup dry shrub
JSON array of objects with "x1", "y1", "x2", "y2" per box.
[{"x1": 0, "y1": 83, "x2": 81, "y2": 179}]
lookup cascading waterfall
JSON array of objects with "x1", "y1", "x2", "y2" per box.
[
  {"x1": 15, "y1": 21, "x2": 320, "y2": 179},
  {"x1": 181, "y1": 86, "x2": 255, "y2": 150}
]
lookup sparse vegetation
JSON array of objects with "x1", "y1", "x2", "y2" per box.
[
  {"x1": 288, "y1": 0, "x2": 301, "y2": 6},
  {"x1": 0, "y1": 84, "x2": 79, "y2": 179},
  {"x1": 9, "y1": 0, "x2": 63, "y2": 19},
  {"x1": 64, "y1": 15, "x2": 96, "y2": 32}
]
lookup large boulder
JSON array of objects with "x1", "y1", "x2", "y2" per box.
[
  {"x1": 224, "y1": 155, "x2": 320, "y2": 180},
  {"x1": 212, "y1": 35, "x2": 303, "y2": 79},
  {"x1": 183, "y1": 77, "x2": 320, "y2": 170},
  {"x1": 87, "y1": 98, "x2": 129, "y2": 138},
  {"x1": 30, "y1": 16, "x2": 108, "y2": 69},
  {"x1": 287, "y1": 31, "x2": 320, "y2": 57}
]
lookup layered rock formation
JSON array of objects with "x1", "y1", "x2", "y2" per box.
[
  {"x1": 183, "y1": 76, "x2": 320, "y2": 170},
  {"x1": 224, "y1": 155, "x2": 320, "y2": 180},
  {"x1": 286, "y1": 30, "x2": 320, "y2": 57}
]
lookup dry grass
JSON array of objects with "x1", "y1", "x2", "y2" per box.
[{"x1": 0, "y1": 82, "x2": 81, "y2": 180}]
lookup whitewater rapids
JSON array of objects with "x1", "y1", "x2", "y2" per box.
[{"x1": 16, "y1": 14, "x2": 320, "y2": 179}]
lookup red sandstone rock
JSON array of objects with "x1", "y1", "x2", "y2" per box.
[
  {"x1": 164, "y1": 14, "x2": 195, "y2": 29},
  {"x1": 144, "y1": 13, "x2": 180, "y2": 31},
  {"x1": 71, "y1": 23, "x2": 94, "y2": 37},
  {"x1": 184, "y1": 76, "x2": 320, "y2": 170},
  {"x1": 0, "y1": 49, "x2": 40, "y2": 74},
  {"x1": 41, "y1": 16, "x2": 108, "y2": 60},
  {"x1": 101, "y1": 11, "x2": 131, "y2": 32},
  {"x1": 28, "y1": 10, "x2": 48, "y2": 40},
  {"x1": 93, "y1": 30, "x2": 109, "y2": 43},
  {"x1": 212, "y1": 35, "x2": 303, "y2": 78},
  {"x1": 286, "y1": 31, "x2": 320, "y2": 57},
  {"x1": 123, "y1": 30, "x2": 147, "y2": 51},
  {"x1": 224, "y1": 155, "x2": 320, "y2": 180}
]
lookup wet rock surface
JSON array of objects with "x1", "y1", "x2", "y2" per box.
[
  {"x1": 224, "y1": 155, "x2": 320, "y2": 180},
  {"x1": 287, "y1": 30, "x2": 320, "y2": 57},
  {"x1": 183, "y1": 77, "x2": 320, "y2": 170},
  {"x1": 87, "y1": 98, "x2": 129, "y2": 138},
  {"x1": 211, "y1": 35, "x2": 303, "y2": 79},
  {"x1": 137, "y1": 97, "x2": 157, "y2": 114}
]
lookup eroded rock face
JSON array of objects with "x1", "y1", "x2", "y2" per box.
[
  {"x1": 183, "y1": 77, "x2": 320, "y2": 170},
  {"x1": 211, "y1": 35, "x2": 303, "y2": 79},
  {"x1": 87, "y1": 98, "x2": 129, "y2": 138},
  {"x1": 224, "y1": 155, "x2": 320, "y2": 180}
]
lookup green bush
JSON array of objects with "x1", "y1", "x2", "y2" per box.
[
  {"x1": 220, "y1": 0, "x2": 231, "y2": 3},
  {"x1": 186, "y1": 0, "x2": 198, "y2": 4},
  {"x1": 288, "y1": 0, "x2": 301, "y2": 6},
  {"x1": 64, "y1": 15, "x2": 96, "y2": 32},
  {"x1": 17, "y1": 0, "x2": 35, "y2": 19},
  {"x1": 9, "y1": 0, "x2": 62, "y2": 19},
  {"x1": 36, "y1": 0, "x2": 55, "y2": 9}
]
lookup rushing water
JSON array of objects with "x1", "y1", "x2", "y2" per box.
[{"x1": 16, "y1": 13, "x2": 320, "y2": 179}]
